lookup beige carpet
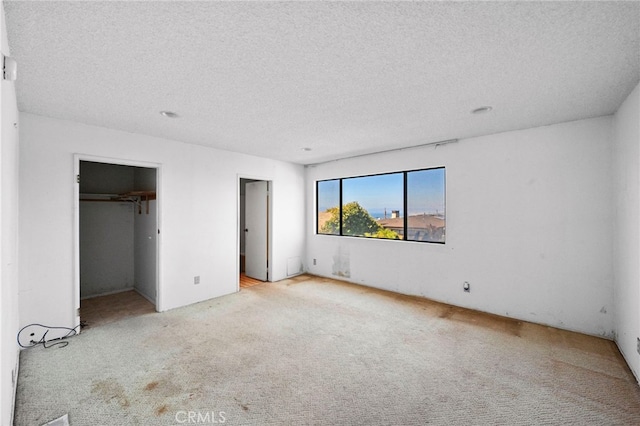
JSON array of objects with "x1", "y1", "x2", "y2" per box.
[{"x1": 14, "y1": 275, "x2": 640, "y2": 425}]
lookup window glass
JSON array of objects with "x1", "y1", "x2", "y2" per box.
[
  {"x1": 342, "y1": 173, "x2": 403, "y2": 239},
  {"x1": 317, "y1": 179, "x2": 340, "y2": 235},
  {"x1": 316, "y1": 167, "x2": 445, "y2": 244},
  {"x1": 406, "y1": 168, "x2": 445, "y2": 242}
]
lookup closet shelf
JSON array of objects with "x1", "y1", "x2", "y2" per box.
[{"x1": 80, "y1": 191, "x2": 156, "y2": 214}]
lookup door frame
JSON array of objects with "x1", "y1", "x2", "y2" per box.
[
  {"x1": 237, "y1": 174, "x2": 273, "y2": 291},
  {"x1": 73, "y1": 154, "x2": 162, "y2": 329}
]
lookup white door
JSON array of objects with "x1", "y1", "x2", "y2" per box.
[{"x1": 245, "y1": 181, "x2": 268, "y2": 281}]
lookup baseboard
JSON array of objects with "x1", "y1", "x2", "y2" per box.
[
  {"x1": 133, "y1": 288, "x2": 157, "y2": 308},
  {"x1": 306, "y1": 272, "x2": 617, "y2": 341},
  {"x1": 615, "y1": 340, "x2": 640, "y2": 386},
  {"x1": 286, "y1": 271, "x2": 305, "y2": 278},
  {"x1": 80, "y1": 287, "x2": 135, "y2": 300},
  {"x1": 10, "y1": 348, "x2": 19, "y2": 426}
]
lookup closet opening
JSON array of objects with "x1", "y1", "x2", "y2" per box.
[
  {"x1": 239, "y1": 178, "x2": 271, "y2": 289},
  {"x1": 77, "y1": 160, "x2": 159, "y2": 328}
]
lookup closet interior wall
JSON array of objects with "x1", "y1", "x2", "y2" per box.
[{"x1": 79, "y1": 161, "x2": 156, "y2": 304}]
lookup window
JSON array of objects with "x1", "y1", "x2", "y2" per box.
[
  {"x1": 317, "y1": 179, "x2": 340, "y2": 235},
  {"x1": 343, "y1": 173, "x2": 403, "y2": 238},
  {"x1": 406, "y1": 168, "x2": 446, "y2": 242},
  {"x1": 316, "y1": 167, "x2": 445, "y2": 243}
]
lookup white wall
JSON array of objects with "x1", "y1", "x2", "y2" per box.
[
  {"x1": 0, "y1": 2, "x2": 19, "y2": 424},
  {"x1": 306, "y1": 116, "x2": 614, "y2": 338},
  {"x1": 80, "y1": 201, "x2": 135, "y2": 298},
  {"x1": 134, "y1": 199, "x2": 157, "y2": 302},
  {"x1": 79, "y1": 162, "x2": 137, "y2": 298},
  {"x1": 133, "y1": 167, "x2": 157, "y2": 302},
  {"x1": 613, "y1": 82, "x2": 640, "y2": 382},
  {"x1": 18, "y1": 113, "x2": 305, "y2": 330}
]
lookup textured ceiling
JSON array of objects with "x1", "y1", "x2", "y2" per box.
[{"x1": 4, "y1": 1, "x2": 640, "y2": 164}]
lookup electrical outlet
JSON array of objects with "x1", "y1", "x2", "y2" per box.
[
  {"x1": 313, "y1": 258, "x2": 316, "y2": 266},
  {"x1": 463, "y1": 281, "x2": 470, "y2": 293},
  {"x1": 194, "y1": 276, "x2": 200, "y2": 285}
]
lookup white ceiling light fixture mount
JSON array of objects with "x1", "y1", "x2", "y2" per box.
[
  {"x1": 160, "y1": 111, "x2": 179, "y2": 118},
  {"x1": 471, "y1": 106, "x2": 493, "y2": 114}
]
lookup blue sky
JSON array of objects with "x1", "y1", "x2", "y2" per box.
[
  {"x1": 317, "y1": 179, "x2": 340, "y2": 212},
  {"x1": 344, "y1": 173, "x2": 403, "y2": 212},
  {"x1": 317, "y1": 168, "x2": 445, "y2": 216},
  {"x1": 406, "y1": 168, "x2": 445, "y2": 215}
]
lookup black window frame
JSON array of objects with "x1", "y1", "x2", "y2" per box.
[{"x1": 316, "y1": 166, "x2": 446, "y2": 244}]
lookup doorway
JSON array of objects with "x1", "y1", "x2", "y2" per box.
[
  {"x1": 239, "y1": 178, "x2": 271, "y2": 288},
  {"x1": 75, "y1": 158, "x2": 159, "y2": 328}
]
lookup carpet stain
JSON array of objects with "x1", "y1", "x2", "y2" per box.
[
  {"x1": 187, "y1": 391, "x2": 202, "y2": 399},
  {"x1": 438, "y1": 307, "x2": 454, "y2": 319},
  {"x1": 156, "y1": 404, "x2": 168, "y2": 415},
  {"x1": 145, "y1": 381, "x2": 159, "y2": 391},
  {"x1": 437, "y1": 306, "x2": 522, "y2": 337},
  {"x1": 91, "y1": 378, "x2": 130, "y2": 408},
  {"x1": 234, "y1": 397, "x2": 249, "y2": 411}
]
